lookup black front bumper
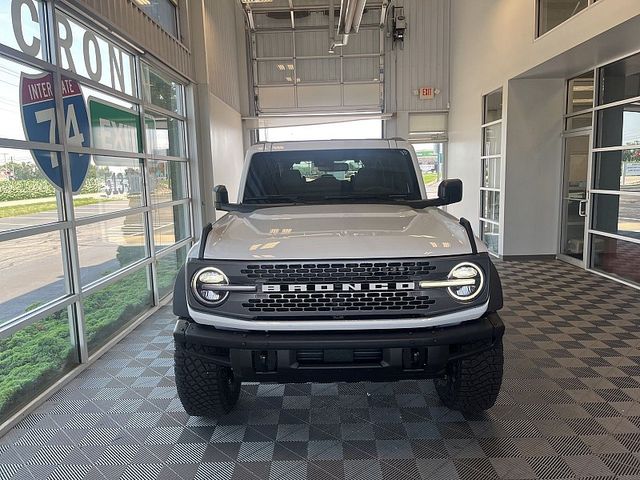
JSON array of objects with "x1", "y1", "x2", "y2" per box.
[{"x1": 173, "y1": 314, "x2": 504, "y2": 383}]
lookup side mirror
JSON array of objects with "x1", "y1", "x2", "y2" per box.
[
  {"x1": 214, "y1": 185, "x2": 229, "y2": 209},
  {"x1": 437, "y1": 179, "x2": 463, "y2": 205}
]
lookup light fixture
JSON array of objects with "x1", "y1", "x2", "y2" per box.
[{"x1": 191, "y1": 267, "x2": 230, "y2": 306}]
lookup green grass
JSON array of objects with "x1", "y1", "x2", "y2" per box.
[
  {"x1": 0, "y1": 260, "x2": 184, "y2": 422},
  {"x1": 422, "y1": 172, "x2": 439, "y2": 185},
  {"x1": 0, "y1": 197, "x2": 118, "y2": 219}
]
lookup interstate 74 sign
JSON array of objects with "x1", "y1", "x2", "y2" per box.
[{"x1": 20, "y1": 72, "x2": 91, "y2": 192}]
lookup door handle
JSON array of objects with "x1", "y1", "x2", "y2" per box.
[{"x1": 578, "y1": 199, "x2": 588, "y2": 217}]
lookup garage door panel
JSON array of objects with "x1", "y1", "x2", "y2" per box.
[
  {"x1": 297, "y1": 85, "x2": 342, "y2": 108},
  {"x1": 343, "y1": 57, "x2": 380, "y2": 82},
  {"x1": 256, "y1": 32, "x2": 294, "y2": 58},
  {"x1": 295, "y1": 30, "x2": 331, "y2": 57},
  {"x1": 343, "y1": 83, "x2": 381, "y2": 107},
  {"x1": 297, "y1": 58, "x2": 340, "y2": 83},
  {"x1": 343, "y1": 28, "x2": 380, "y2": 55},
  {"x1": 258, "y1": 86, "x2": 296, "y2": 110},
  {"x1": 257, "y1": 60, "x2": 295, "y2": 85}
]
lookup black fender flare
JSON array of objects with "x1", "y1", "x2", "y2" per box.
[
  {"x1": 487, "y1": 260, "x2": 503, "y2": 313},
  {"x1": 173, "y1": 264, "x2": 190, "y2": 318}
]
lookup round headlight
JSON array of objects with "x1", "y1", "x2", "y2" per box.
[
  {"x1": 191, "y1": 267, "x2": 229, "y2": 306},
  {"x1": 447, "y1": 262, "x2": 484, "y2": 301}
]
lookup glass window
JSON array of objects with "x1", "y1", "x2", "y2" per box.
[
  {"x1": 259, "y1": 119, "x2": 382, "y2": 142},
  {"x1": 482, "y1": 157, "x2": 501, "y2": 189},
  {"x1": 55, "y1": 11, "x2": 136, "y2": 96},
  {"x1": 413, "y1": 143, "x2": 445, "y2": 198},
  {"x1": 590, "y1": 234, "x2": 640, "y2": 285},
  {"x1": 141, "y1": 64, "x2": 184, "y2": 115},
  {"x1": 149, "y1": 160, "x2": 188, "y2": 206},
  {"x1": 538, "y1": 0, "x2": 588, "y2": 36},
  {"x1": 72, "y1": 156, "x2": 143, "y2": 218},
  {"x1": 565, "y1": 112, "x2": 592, "y2": 130},
  {"x1": 596, "y1": 104, "x2": 640, "y2": 149},
  {"x1": 153, "y1": 203, "x2": 190, "y2": 251},
  {"x1": 0, "y1": 148, "x2": 66, "y2": 232},
  {"x1": 0, "y1": 0, "x2": 45, "y2": 59},
  {"x1": 482, "y1": 124, "x2": 502, "y2": 156},
  {"x1": 480, "y1": 221, "x2": 499, "y2": 255},
  {"x1": 592, "y1": 193, "x2": 640, "y2": 238},
  {"x1": 157, "y1": 245, "x2": 188, "y2": 298},
  {"x1": 483, "y1": 90, "x2": 503, "y2": 123},
  {"x1": 593, "y1": 150, "x2": 640, "y2": 192},
  {"x1": 77, "y1": 213, "x2": 147, "y2": 286},
  {"x1": 135, "y1": 0, "x2": 178, "y2": 38},
  {"x1": 567, "y1": 72, "x2": 594, "y2": 114},
  {"x1": 0, "y1": 309, "x2": 78, "y2": 425},
  {"x1": 0, "y1": 57, "x2": 57, "y2": 143},
  {"x1": 481, "y1": 190, "x2": 500, "y2": 223},
  {"x1": 598, "y1": 52, "x2": 640, "y2": 106},
  {"x1": 84, "y1": 267, "x2": 153, "y2": 354},
  {"x1": 145, "y1": 112, "x2": 186, "y2": 158},
  {"x1": 0, "y1": 231, "x2": 67, "y2": 324},
  {"x1": 244, "y1": 149, "x2": 421, "y2": 202}
]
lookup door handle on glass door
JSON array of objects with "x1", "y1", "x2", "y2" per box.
[{"x1": 579, "y1": 199, "x2": 588, "y2": 217}]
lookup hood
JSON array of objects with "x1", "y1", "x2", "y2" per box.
[{"x1": 199, "y1": 204, "x2": 484, "y2": 260}]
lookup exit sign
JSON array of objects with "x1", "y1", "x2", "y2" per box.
[{"x1": 419, "y1": 87, "x2": 435, "y2": 100}]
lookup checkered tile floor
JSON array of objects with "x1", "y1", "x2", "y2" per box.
[{"x1": 2, "y1": 260, "x2": 640, "y2": 479}]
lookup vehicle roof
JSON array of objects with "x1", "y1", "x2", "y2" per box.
[{"x1": 246, "y1": 138, "x2": 413, "y2": 154}]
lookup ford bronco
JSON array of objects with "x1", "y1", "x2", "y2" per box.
[{"x1": 173, "y1": 139, "x2": 504, "y2": 416}]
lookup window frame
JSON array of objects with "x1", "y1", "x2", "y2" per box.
[
  {"x1": 480, "y1": 88, "x2": 504, "y2": 257},
  {"x1": 0, "y1": 0, "x2": 193, "y2": 384},
  {"x1": 536, "y1": 0, "x2": 599, "y2": 38}
]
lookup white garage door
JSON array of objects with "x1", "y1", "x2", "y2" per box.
[{"x1": 244, "y1": 1, "x2": 384, "y2": 114}]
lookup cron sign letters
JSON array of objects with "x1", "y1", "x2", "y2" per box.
[{"x1": 10, "y1": 0, "x2": 135, "y2": 96}]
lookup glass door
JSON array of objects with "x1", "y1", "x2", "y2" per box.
[{"x1": 559, "y1": 133, "x2": 591, "y2": 265}]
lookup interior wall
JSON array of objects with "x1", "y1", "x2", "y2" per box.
[
  {"x1": 384, "y1": 0, "x2": 450, "y2": 139},
  {"x1": 447, "y1": 0, "x2": 640, "y2": 248},
  {"x1": 502, "y1": 79, "x2": 565, "y2": 256},
  {"x1": 189, "y1": 0, "x2": 249, "y2": 226},
  {"x1": 209, "y1": 95, "x2": 245, "y2": 205}
]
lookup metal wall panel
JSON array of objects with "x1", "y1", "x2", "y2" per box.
[
  {"x1": 385, "y1": 0, "x2": 450, "y2": 112},
  {"x1": 203, "y1": 0, "x2": 243, "y2": 112},
  {"x1": 69, "y1": 0, "x2": 192, "y2": 79}
]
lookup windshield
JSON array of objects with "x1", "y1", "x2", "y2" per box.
[{"x1": 243, "y1": 149, "x2": 422, "y2": 204}]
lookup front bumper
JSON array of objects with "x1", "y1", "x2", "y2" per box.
[{"x1": 173, "y1": 313, "x2": 504, "y2": 382}]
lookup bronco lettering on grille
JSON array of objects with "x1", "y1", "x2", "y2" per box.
[{"x1": 261, "y1": 282, "x2": 416, "y2": 293}]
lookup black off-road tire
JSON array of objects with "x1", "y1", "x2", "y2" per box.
[
  {"x1": 174, "y1": 342, "x2": 241, "y2": 417},
  {"x1": 434, "y1": 338, "x2": 503, "y2": 413}
]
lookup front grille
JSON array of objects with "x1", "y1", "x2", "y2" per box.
[
  {"x1": 242, "y1": 291, "x2": 435, "y2": 313},
  {"x1": 240, "y1": 261, "x2": 436, "y2": 284}
]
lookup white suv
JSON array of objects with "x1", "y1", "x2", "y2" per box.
[{"x1": 172, "y1": 139, "x2": 505, "y2": 416}]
